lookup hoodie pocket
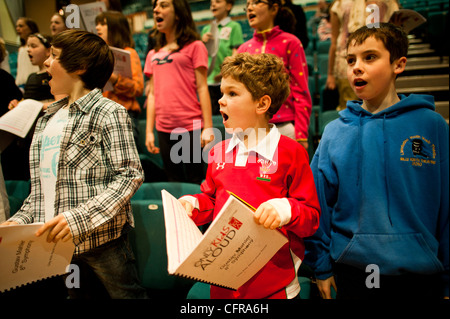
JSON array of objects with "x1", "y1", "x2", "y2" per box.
[{"x1": 336, "y1": 233, "x2": 444, "y2": 275}]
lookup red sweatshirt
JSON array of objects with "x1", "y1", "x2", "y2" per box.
[{"x1": 189, "y1": 131, "x2": 320, "y2": 298}]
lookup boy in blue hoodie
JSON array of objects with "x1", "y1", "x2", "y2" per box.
[{"x1": 306, "y1": 23, "x2": 449, "y2": 299}]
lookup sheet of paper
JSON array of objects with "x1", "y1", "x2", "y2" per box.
[
  {"x1": 390, "y1": 9, "x2": 426, "y2": 34},
  {"x1": 104, "y1": 46, "x2": 132, "y2": 91},
  {"x1": 0, "y1": 99, "x2": 43, "y2": 138},
  {"x1": 79, "y1": 1, "x2": 107, "y2": 34},
  {"x1": 163, "y1": 190, "x2": 288, "y2": 290},
  {"x1": 162, "y1": 190, "x2": 203, "y2": 273},
  {"x1": 0, "y1": 223, "x2": 75, "y2": 292}
]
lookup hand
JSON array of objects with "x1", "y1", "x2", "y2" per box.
[
  {"x1": 8, "y1": 99, "x2": 19, "y2": 110},
  {"x1": 146, "y1": 131, "x2": 160, "y2": 154},
  {"x1": 0, "y1": 221, "x2": 19, "y2": 226},
  {"x1": 254, "y1": 202, "x2": 281, "y2": 229},
  {"x1": 316, "y1": 276, "x2": 337, "y2": 299},
  {"x1": 201, "y1": 127, "x2": 215, "y2": 148},
  {"x1": 110, "y1": 73, "x2": 119, "y2": 86},
  {"x1": 202, "y1": 32, "x2": 213, "y2": 43},
  {"x1": 325, "y1": 75, "x2": 336, "y2": 90},
  {"x1": 179, "y1": 199, "x2": 194, "y2": 217},
  {"x1": 35, "y1": 214, "x2": 72, "y2": 243}
]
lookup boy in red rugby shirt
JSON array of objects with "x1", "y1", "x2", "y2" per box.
[{"x1": 180, "y1": 52, "x2": 320, "y2": 299}]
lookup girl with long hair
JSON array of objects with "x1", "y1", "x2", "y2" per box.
[{"x1": 143, "y1": 0, "x2": 213, "y2": 184}]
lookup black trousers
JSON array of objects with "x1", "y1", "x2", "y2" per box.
[
  {"x1": 333, "y1": 263, "x2": 442, "y2": 300},
  {"x1": 157, "y1": 129, "x2": 205, "y2": 184}
]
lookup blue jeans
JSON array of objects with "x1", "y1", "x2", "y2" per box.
[{"x1": 67, "y1": 234, "x2": 148, "y2": 299}]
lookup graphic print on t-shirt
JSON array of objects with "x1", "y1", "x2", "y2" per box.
[
  {"x1": 40, "y1": 108, "x2": 69, "y2": 221},
  {"x1": 153, "y1": 52, "x2": 174, "y2": 65}
]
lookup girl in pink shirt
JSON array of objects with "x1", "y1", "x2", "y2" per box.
[
  {"x1": 237, "y1": 0, "x2": 312, "y2": 150},
  {"x1": 144, "y1": 0, "x2": 213, "y2": 184}
]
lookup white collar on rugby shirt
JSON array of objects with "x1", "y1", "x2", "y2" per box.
[{"x1": 225, "y1": 124, "x2": 281, "y2": 167}]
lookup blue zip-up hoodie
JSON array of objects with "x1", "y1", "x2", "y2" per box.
[{"x1": 306, "y1": 94, "x2": 449, "y2": 297}]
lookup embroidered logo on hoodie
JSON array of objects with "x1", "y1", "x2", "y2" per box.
[{"x1": 400, "y1": 135, "x2": 436, "y2": 167}]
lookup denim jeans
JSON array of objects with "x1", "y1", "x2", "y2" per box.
[{"x1": 67, "y1": 234, "x2": 148, "y2": 299}]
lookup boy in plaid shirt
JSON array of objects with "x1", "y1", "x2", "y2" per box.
[{"x1": 2, "y1": 30, "x2": 147, "y2": 298}]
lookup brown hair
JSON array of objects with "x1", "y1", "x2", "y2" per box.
[
  {"x1": 51, "y1": 29, "x2": 114, "y2": 90},
  {"x1": 347, "y1": 23, "x2": 409, "y2": 63},
  {"x1": 267, "y1": 0, "x2": 297, "y2": 34},
  {"x1": 28, "y1": 33, "x2": 52, "y2": 48},
  {"x1": 221, "y1": 52, "x2": 290, "y2": 118},
  {"x1": 95, "y1": 10, "x2": 134, "y2": 49},
  {"x1": 17, "y1": 17, "x2": 39, "y2": 45},
  {"x1": 152, "y1": 0, "x2": 200, "y2": 52}
]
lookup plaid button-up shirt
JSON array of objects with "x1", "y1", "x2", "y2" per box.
[{"x1": 10, "y1": 89, "x2": 144, "y2": 254}]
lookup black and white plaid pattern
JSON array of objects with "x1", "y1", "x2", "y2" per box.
[{"x1": 10, "y1": 89, "x2": 144, "y2": 254}]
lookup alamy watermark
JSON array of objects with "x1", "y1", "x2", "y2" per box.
[
  {"x1": 62, "y1": 3, "x2": 382, "y2": 30},
  {"x1": 64, "y1": 5, "x2": 82, "y2": 29},
  {"x1": 366, "y1": 4, "x2": 381, "y2": 28},
  {"x1": 65, "y1": 264, "x2": 80, "y2": 288},
  {"x1": 365, "y1": 264, "x2": 380, "y2": 289},
  {"x1": 167, "y1": 120, "x2": 279, "y2": 167},
  {"x1": 63, "y1": 263, "x2": 381, "y2": 290}
]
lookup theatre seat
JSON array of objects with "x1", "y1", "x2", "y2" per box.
[{"x1": 129, "y1": 199, "x2": 195, "y2": 298}]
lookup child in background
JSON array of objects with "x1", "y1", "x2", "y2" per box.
[
  {"x1": 325, "y1": 0, "x2": 399, "y2": 110},
  {"x1": 0, "y1": 39, "x2": 22, "y2": 223},
  {"x1": 9, "y1": 34, "x2": 54, "y2": 107},
  {"x1": 144, "y1": 0, "x2": 214, "y2": 184},
  {"x1": 180, "y1": 53, "x2": 320, "y2": 299},
  {"x1": 4, "y1": 34, "x2": 63, "y2": 181},
  {"x1": 96, "y1": 10, "x2": 144, "y2": 144},
  {"x1": 306, "y1": 23, "x2": 449, "y2": 299},
  {"x1": 1, "y1": 30, "x2": 147, "y2": 299},
  {"x1": 201, "y1": 0, "x2": 243, "y2": 115},
  {"x1": 50, "y1": 12, "x2": 68, "y2": 36},
  {"x1": 15, "y1": 17, "x2": 39, "y2": 88},
  {"x1": 0, "y1": 38, "x2": 22, "y2": 116},
  {"x1": 237, "y1": 0, "x2": 312, "y2": 150}
]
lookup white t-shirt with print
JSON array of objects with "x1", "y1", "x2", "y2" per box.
[{"x1": 40, "y1": 107, "x2": 69, "y2": 222}]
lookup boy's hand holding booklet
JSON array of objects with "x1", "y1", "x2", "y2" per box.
[
  {"x1": 162, "y1": 190, "x2": 288, "y2": 290},
  {"x1": 0, "y1": 223, "x2": 75, "y2": 292}
]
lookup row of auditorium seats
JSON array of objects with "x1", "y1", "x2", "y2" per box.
[
  {"x1": 4, "y1": 178, "x2": 324, "y2": 299},
  {"x1": 306, "y1": 0, "x2": 449, "y2": 151}
]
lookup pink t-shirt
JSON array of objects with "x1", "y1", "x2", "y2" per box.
[{"x1": 144, "y1": 40, "x2": 208, "y2": 133}]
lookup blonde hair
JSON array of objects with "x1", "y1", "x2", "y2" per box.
[{"x1": 221, "y1": 53, "x2": 290, "y2": 118}]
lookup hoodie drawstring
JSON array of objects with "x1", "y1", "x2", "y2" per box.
[
  {"x1": 383, "y1": 113, "x2": 393, "y2": 226},
  {"x1": 357, "y1": 114, "x2": 362, "y2": 187}
]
